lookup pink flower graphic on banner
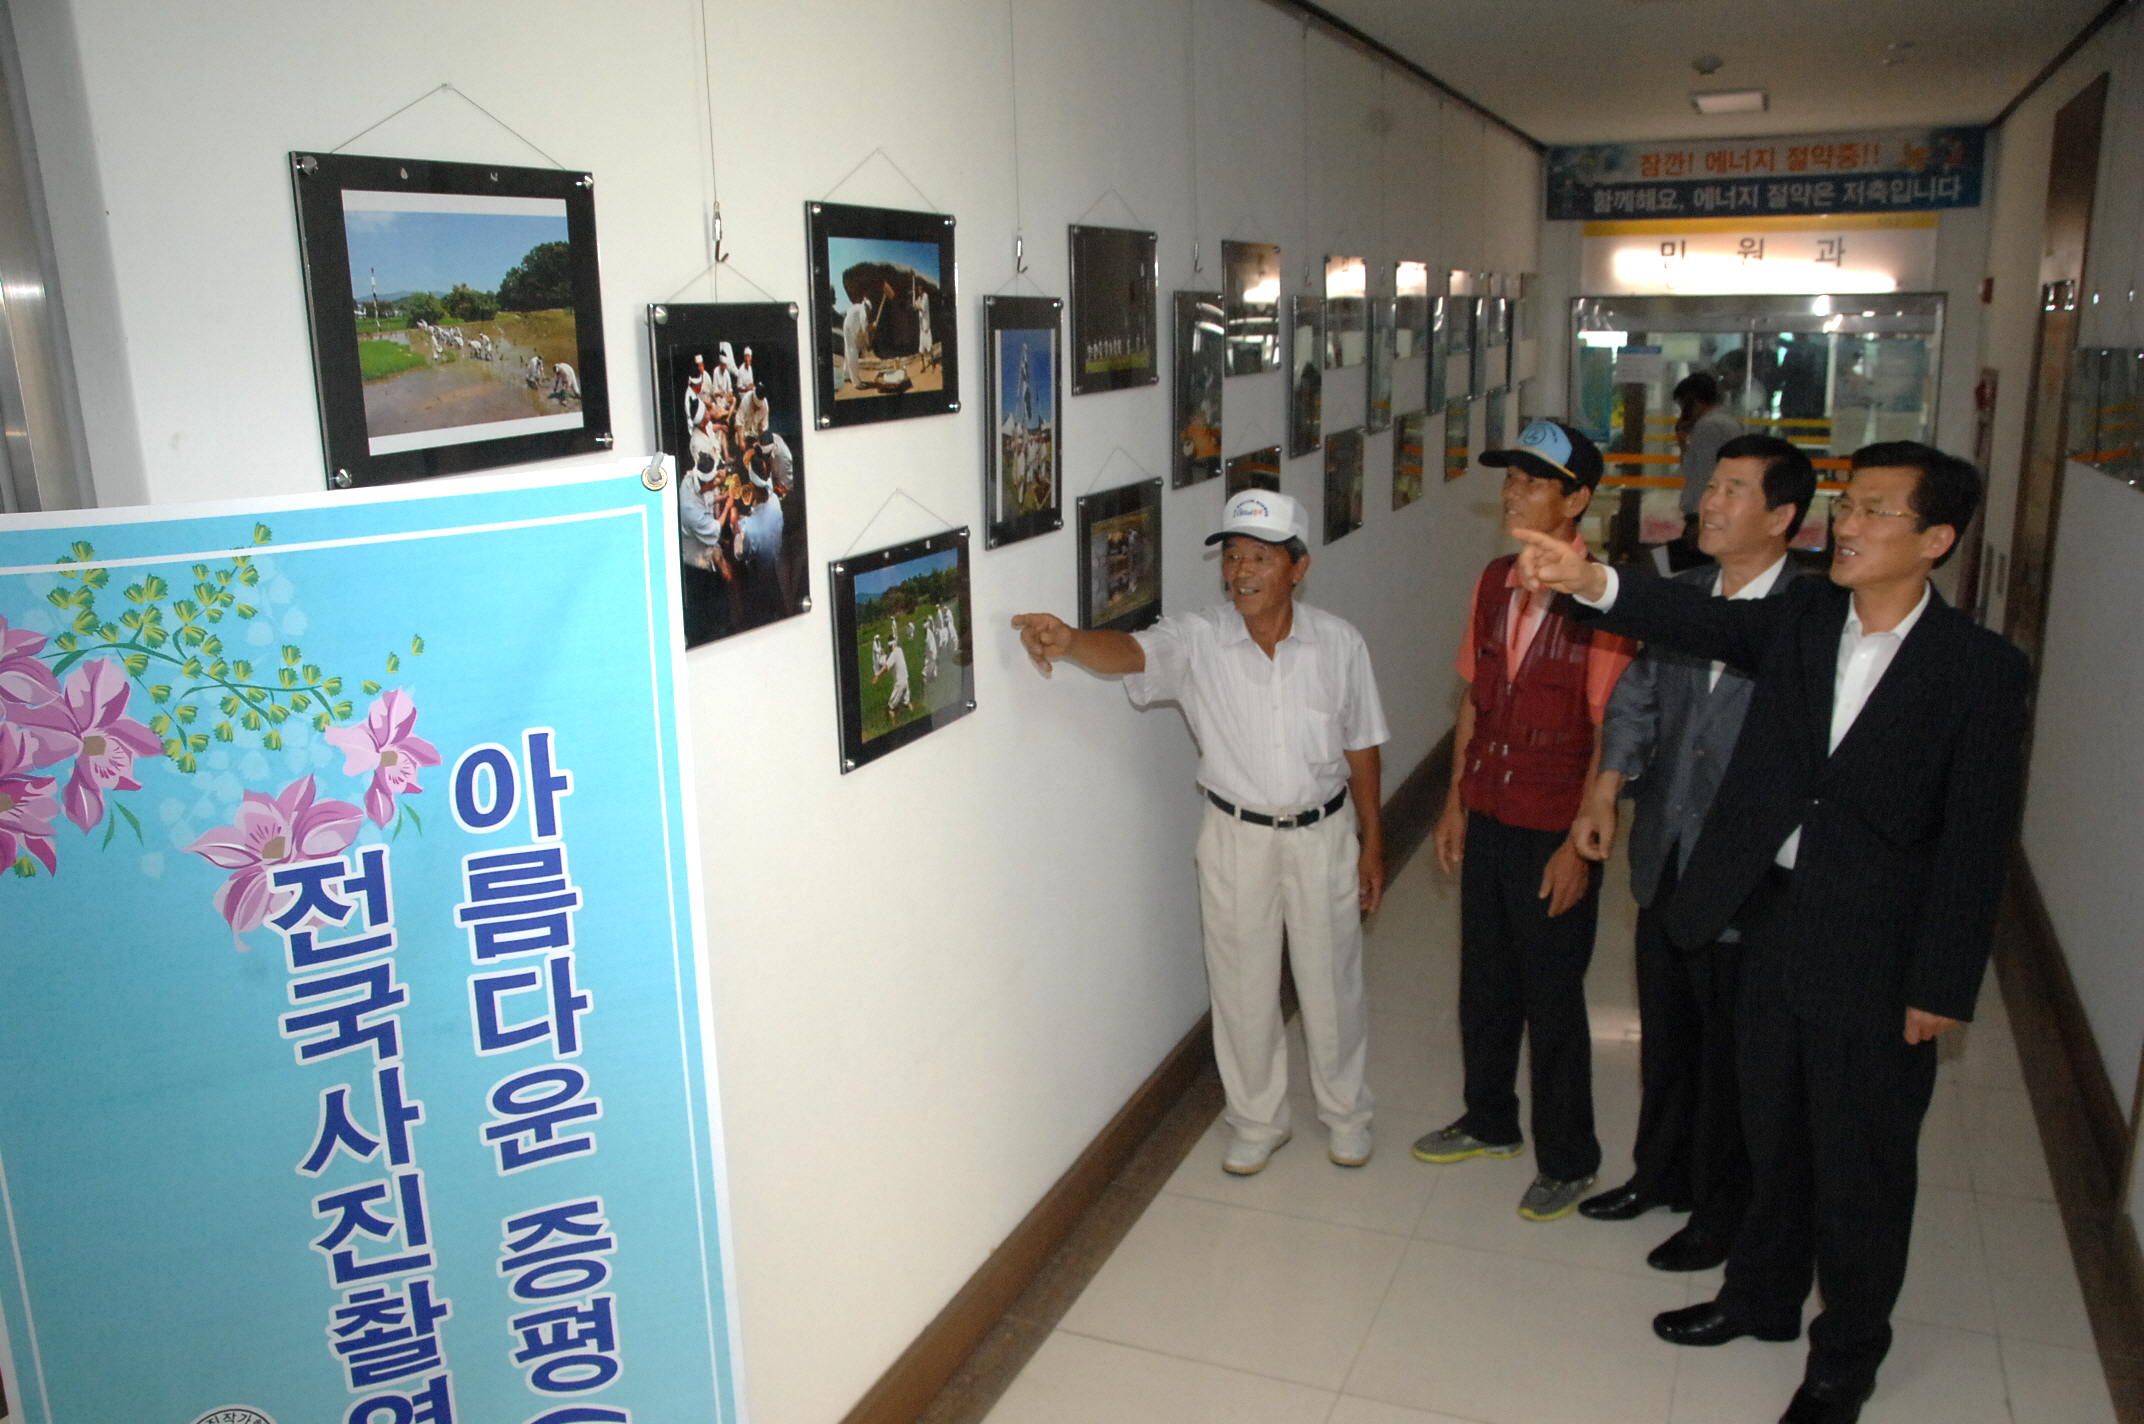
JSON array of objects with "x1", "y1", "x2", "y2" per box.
[
  {"x1": 323, "y1": 688, "x2": 441, "y2": 826},
  {"x1": 18, "y1": 658, "x2": 163, "y2": 831},
  {"x1": 0, "y1": 615, "x2": 60, "y2": 717},
  {"x1": 0, "y1": 723, "x2": 60, "y2": 875},
  {"x1": 184, "y1": 774, "x2": 362, "y2": 935}
]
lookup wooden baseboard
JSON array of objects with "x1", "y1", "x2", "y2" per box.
[{"x1": 837, "y1": 731, "x2": 1455, "y2": 1424}]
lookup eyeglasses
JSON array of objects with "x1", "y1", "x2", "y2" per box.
[{"x1": 1832, "y1": 497, "x2": 1919, "y2": 525}]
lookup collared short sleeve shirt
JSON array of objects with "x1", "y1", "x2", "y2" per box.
[{"x1": 1125, "y1": 601, "x2": 1390, "y2": 809}]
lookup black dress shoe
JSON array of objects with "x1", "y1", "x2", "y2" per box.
[
  {"x1": 1648, "y1": 1221, "x2": 1732, "y2": 1272},
  {"x1": 1653, "y1": 1301, "x2": 1800, "y2": 1347},
  {"x1": 1579, "y1": 1180, "x2": 1672, "y2": 1220},
  {"x1": 1779, "y1": 1378, "x2": 1874, "y2": 1424}
]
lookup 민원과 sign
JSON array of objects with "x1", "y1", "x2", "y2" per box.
[
  {"x1": 1546, "y1": 126, "x2": 1986, "y2": 222},
  {"x1": 0, "y1": 462, "x2": 741, "y2": 1424}
]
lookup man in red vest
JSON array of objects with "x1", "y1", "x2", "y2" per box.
[{"x1": 1415, "y1": 420, "x2": 1634, "y2": 1222}]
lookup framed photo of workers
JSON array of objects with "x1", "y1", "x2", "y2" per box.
[
  {"x1": 1324, "y1": 255, "x2": 1366, "y2": 368},
  {"x1": 1077, "y1": 478, "x2": 1163, "y2": 634},
  {"x1": 1172, "y1": 291, "x2": 1225, "y2": 488},
  {"x1": 1222, "y1": 239, "x2": 1282, "y2": 375},
  {"x1": 829, "y1": 529, "x2": 974, "y2": 773},
  {"x1": 1323, "y1": 427, "x2": 1365, "y2": 544},
  {"x1": 1443, "y1": 396, "x2": 1471, "y2": 481},
  {"x1": 1069, "y1": 224, "x2": 1159, "y2": 394},
  {"x1": 1288, "y1": 295, "x2": 1323, "y2": 457},
  {"x1": 1225, "y1": 444, "x2": 1282, "y2": 496},
  {"x1": 289, "y1": 150, "x2": 611, "y2": 490},
  {"x1": 1393, "y1": 408, "x2": 1426, "y2": 509},
  {"x1": 650, "y1": 301, "x2": 811, "y2": 648},
  {"x1": 1395, "y1": 260, "x2": 1430, "y2": 359},
  {"x1": 1366, "y1": 297, "x2": 1396, "y2": 434},
  {"x1": 805, "y1": 201, "x2": 958, "y2": 430},
  {"x1": 982, "y1": 295, "x2": 1064, "y2": 549}
]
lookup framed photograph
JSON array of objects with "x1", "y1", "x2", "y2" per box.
[
  {"x1": 1323, "y1": 427, "x2": 1365, "y2": 544},
  {"x1": 1427, "y1": 295, "x2": 1450, "y2": 407},
  {"x1": 1288, "y1": 295, "x2": 1323, "y2": 458},
  {"x1": 830, "y1": 530, "x2": 973, "y2": 773},
  {"x1": 1069, "y1": 224, "x2": 1159, "y2": 394},
  {"x1": 1367, "y1": 297, "x2": 1396, "y2": 434},
  {"x1": 1393, "y1": 409, "x2": 1426, "y2": 509},
  {"x1": 650, "y1": 302, "x2": 810, "y2": 647},
  {"x1": 1172, "y1": 291, "x2": 1225, "y2": 488},
  {"x1": 1483, "y1": 294, "x2": 1510, "y2": 393},
  {"x1": 1443, "y1": 396, "x2": 1472, "y2": 482},
  {"x1": 1226, "y1": 445, "x2": 1282, "y2": 496},
  {"x1": 1077, "y1": 478, "x2": 1163, "y2": 634},
  {"x1": 1447, "y1": 295, "x2": 1480, "y2": 398},
  {"x1": 1395, "y1": 260, "x2": 1430, "y2": 360},
  {"x1": 1222, "y1": 240, "x2": 1282, "y2": 375},
  {"x1": 806, "y1": 201, "x2": 957, "y2": 429},
  {"x1": 1324, "y1": 255, "x2": 1367, "y2": 368},
  {"x1": 290, "y1": 150, "x2": 610, "y2": 489},
  {"x1": 1485, "y1": 387, "x2": 1509, "y2": 452},
  {"x1": 982, "y1": 295, "x2": 1064, "y2": 548}
]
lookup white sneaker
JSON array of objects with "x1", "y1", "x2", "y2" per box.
[
  {"x1": 1222, "y1": 1131, "x2": 1291, "y2": 1176},
  {"x1": 1329, "y1": 1124, "x2": 1373, "y2": 1167}
]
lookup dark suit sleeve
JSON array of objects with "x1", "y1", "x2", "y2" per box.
[
  {"x1": 1906, "y1": 642, "x2": 2032, "y2": 1022},
  {"x1": 1573, "y1": 571, "x2": 1789, "y2": 674}
]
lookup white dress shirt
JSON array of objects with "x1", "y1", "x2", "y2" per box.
[
  {"x1": 1126, "y1": 601, "x2": 1390, "y2": 810},
  {"x1": 1708, "y1": 554, "x2": 1790, "y2": 692},
  {"x1": 1581, "y1": 566, "x2": 1931, "y2": 868}
]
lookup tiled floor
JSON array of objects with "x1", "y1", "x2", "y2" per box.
[{"x1": 983, "y1": 841, "x2": 2117, "y2": 1424}]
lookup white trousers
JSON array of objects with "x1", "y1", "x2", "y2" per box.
[{"x1": 1194, "y1": 800, "x2": 1373, "y2": 1145}]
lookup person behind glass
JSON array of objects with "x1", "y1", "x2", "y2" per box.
[
  {"x1": 1510, "y1": 443, "x2": 2029, "y2": 1424},
  {"x1": 1568, "y1": 435, "x2": 1817, "y2": 1275},
  {"x1": 1413, "y1": 420, "x2": 1635, "y2": 1223},
  {"x1": 1011, "y1": 491, "x2": 1390, "y2": 1176},
  {"x1": 1671, "y1": 372, "x2": 1745, "y2": 567}
]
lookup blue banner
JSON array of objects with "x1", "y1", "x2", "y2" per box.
[
  {"x1": 1547, "y1": 126, "x2": 1986, "y2": 222},
  {"x1": 0, "y1": 462, "x2": 741, "y2": 1424}
]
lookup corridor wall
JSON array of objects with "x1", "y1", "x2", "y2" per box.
[{"x1": 5, "y1": 1, "x2": 1538, "y2": 1417}]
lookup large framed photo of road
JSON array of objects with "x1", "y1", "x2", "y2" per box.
[
  {"x1": 290, "y1": 151, "x2": 610, "y2": 489},
  {"x1": 830, "y1": 530, "x2": 974, "y2": 773},
  {"x1": 806, "y1": 201, "x2": 958, "y2": 429}
]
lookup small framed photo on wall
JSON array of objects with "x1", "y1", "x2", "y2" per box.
[
  {"x1": 1222, "y1": 240, "x2": 1282, "y2": 375},
  {"x1": 1395, "y1": 260, "x2": 1430, "y2": 360},
  {"x1": 1172, "y1": 292, "x2": 1224, "y2": 487},
  {"x1": 1288, "y1": 295, "x2": 1323, "y2": 458},
  {"x1": 829, "y1": 530, "x2": 973, "y2": 773},
  {"x1": 1077, "y1": 478, "x2": 1163, "y2": 634},
  {"x1": 1323, "y1": 427, "x2": 1364, "y2": 544},
  {"x1": 1226, "y1": 444, "x2": 1282, "y2": 496},
  {"x1": 1324, "y1": 255, "x2": 1367, "y2": 368},
  {"x1": 982, "y1": 295, "x2": 1063, "y2": 548},
  {"x1": 1367, "y1": 297, "x2": 1396, "y2": 434},
  {"x1": 806, "y1": 201, "x2": 958, "y2": 429},
  {"x1": 1393, "y1": 408, "x2": 1426, "y2": 509},
  {"x1": 1443, "y1": 396, "x2": 1472, "y2": 482},
  {"x1": 1070, "y1": 225, "x2": 1159, "y2": 394}
]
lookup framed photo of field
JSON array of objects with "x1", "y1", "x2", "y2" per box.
[
  {"x1": 1393, "y1": 408, "x2": 1426, "y2": 509},
  {"x1": 650, "y1": 301, "x2": 811, "y2": 647},
  {"x1": 290, "y1": 150, "x2": 611, "y2": 489},
  {"x1": 806, "y1": 201, "x2": 958, "y2": 430},
  {"x1": 1222, "y1": 239, "x2": 1281, "y2": 375},
  {"x1": 829, "y1": 529, "x2": 973, "y2": 773},
  {"x1": 1225, "y1": 445, "x2": 1282, "y2": 497},
  {"x1": 1077, "y1": 478, "x2": 1162, "y2": 634},
  {"x1": 982, "y1": 295, "x2": 1063, "y2": 549},
  {"x1": 1069, "y1": 225, "x2": 1159, "y2": 394},
  {"x1": 1288, "y1": 295, "x2": 1323, "y2": 458},
  {"x1": 1172, "y1": 291, "x2": 1224, "y2": 488},
  {"x1": 1323, "y1": 427, "x2": 1365, "y2": 544}
]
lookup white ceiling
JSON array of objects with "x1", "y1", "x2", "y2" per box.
[{"x1": 1314, "y1": 0, "x2": 2113, "y2": 145}]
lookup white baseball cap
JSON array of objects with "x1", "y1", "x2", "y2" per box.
[{"x1": 1205, "y1": 489, "x2": 1310, "y2": 548}]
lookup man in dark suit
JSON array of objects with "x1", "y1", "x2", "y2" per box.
[
  {"x1": 1570, "y1": 436, "x2": 1816, "y2": 1278},
  {"x1": 1512, "y1": 442, "x2": 2030, "y2": 1424}
]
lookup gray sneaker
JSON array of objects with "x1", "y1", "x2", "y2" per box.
[
  {"x1": 1412, "y1": 1122, "x2": 1525, "y2": 1164},
  {"x1": 1518, "y1": 1172, "x2": 1598, "y2": 1222}
]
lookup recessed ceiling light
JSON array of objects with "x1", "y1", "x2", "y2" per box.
[{"x1": 1692, "y1": 89, "x2": 1768, "y2": 115}]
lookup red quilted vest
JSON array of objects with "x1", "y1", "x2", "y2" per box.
[{"x1": 1459, "y1": 554, "x2": 1597, "y2": 832}]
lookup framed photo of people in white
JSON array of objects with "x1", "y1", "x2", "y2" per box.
[
  {"x1": 982, "y1": 295, "x2": 1064, "y2": 549},
  {"x1": 650, "y1": 301, "x2": 810, "y2": 648},
  {"x1": 1172, "y1": 291, "x2": 1224, "y2": 488},
  {"x1": 829, "y1": 530, "x2": 974, "y2": 773},
  {"x1": 1077, "y1": 478, "x2": 1163, "y2": 634},
  {"x1": 806, "y1": 201, "x2": 958, "y2": 429},
  {"x1": 1069, "y1": 224, "x2": 1159, "y2": 394},
  {"x1": 290, "y1": 150, "x2": 611, "y2": 489}
]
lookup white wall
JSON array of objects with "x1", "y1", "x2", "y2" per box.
[{"x1": 12, "y1": 2, "x2": 1535, "y2": 1418}]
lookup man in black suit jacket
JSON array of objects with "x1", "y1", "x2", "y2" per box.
[{"x1": 1513, "y1": 443, "x2": 2030, "y2": 1424}]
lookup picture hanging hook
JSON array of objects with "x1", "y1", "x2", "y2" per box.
[
  {"x1": 1015, "y1": 233, "x2": 1027, "y2": 275},
  {"x1": 1193, "y1": 240, "x2": 1203, "y2": 275},
  {"x1": 711, "y1": 203, "x2": 727, "y2": 265}
]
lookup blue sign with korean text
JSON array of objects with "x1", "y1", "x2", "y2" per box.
[
  {"x1": 0, "y1": 463, "x2": 741, "y2": 1424},
  {"x1": 1547, "y1": 126, "x2": 1986, "y2": 222}
]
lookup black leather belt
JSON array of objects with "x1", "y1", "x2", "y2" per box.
[{"x1": 1205, "y1": 788, "x2": 1347, "y2": 829}]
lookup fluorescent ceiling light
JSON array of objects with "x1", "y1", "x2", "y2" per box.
[{"x1": 1692, "y1": 89, "x2": 1768, "y2": 115}]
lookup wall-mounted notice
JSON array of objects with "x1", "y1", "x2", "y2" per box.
[
  {"x1": 1546, "y1": 126, "x2": 1985, "y2": 222},
  {"x1": 0, "y1": 462, "x2": 740, "y2": 1424},
  {"x1": 1581, "y1": 212, "x2": 1939, "y2": 296}
]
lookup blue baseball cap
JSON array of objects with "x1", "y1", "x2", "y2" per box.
[{"x1": 1481, "y1": 420, "x2": 1603, "y2": 491}]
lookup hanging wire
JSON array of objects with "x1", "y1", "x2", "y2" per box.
[
  {"x1": 1008, "y1": 0, "x2": 1027, "y2": 274},
  {"x1": 1186, "y1": 0, "x2": 1203, "y2": 275},
  {"x1": 822, "y1": 148, "x2": 944, "y2": 213},
  {"x1": 331, "y1": 83, "x2": 566, "y2": 169},
  {"x1": 841, "y1": 487, "x2": 962, "y2": 557},
  {"x1": 1083, "y1": 445, "x2": 1163, "y2": 495}
]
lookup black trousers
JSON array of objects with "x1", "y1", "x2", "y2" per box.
[
  {"x1": 1457, "y1": 811, "x2": 1603, "y2": 1181},
  {"x1": 1630, "y1": 857, "x2": 1752, "y2": 1240},
  {"x1": 1718, "y1": 884, "x2": 1939, "y2": 1390}
]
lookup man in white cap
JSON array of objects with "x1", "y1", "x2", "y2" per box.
[{"x1": 1013, "y1": 490, "x2": 1389, "y2": 1175}]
